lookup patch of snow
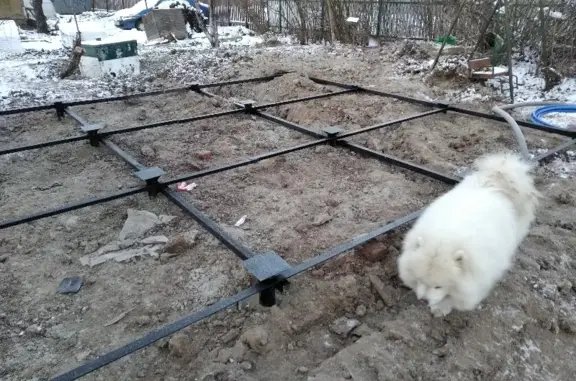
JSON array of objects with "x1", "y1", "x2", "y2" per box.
[{"x1": 539, "y1": 112, "x2": 576, "y2": 129}]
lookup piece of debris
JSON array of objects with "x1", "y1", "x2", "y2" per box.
[
  {"x1": 221, "y1": 328, "x2": 240, "y2": 344},
  {"x1": 235, "y1": 215, "x2": 247, "y2": 227},
  {"x1": 297, "y1": 366, "x2": 309, "y2": 374},
  {"x1": 329, "y1": 317, "x2": 361, "y2": 337},
  {"x1": 355, "y1": 304, "x2": 367, "y2": 317},
  {"x1": 104, "y1": 307, "x2": 136, "y2": 327},
  {"x1": 240, "y1": 361, "x2": 253, "y2": 371},
  {"x1": 368, "y1": 274, "x2": 395, "y2": 307},
  {"x1": 559, "y1": 316, "x2": 576, "y2": 334},
  {"x1": 79, "y1": 245, "x2": 163, "y2": 267},
  {"x1": 119, "y1": 209, "x2": 166, "y2": 240},
  {"x1": 163, "y1": 230, "x2": 199, "y2": 254},
  {"x1": 177, "y1": 181, "x2": 197, "y2": 192},
  {"x1": 140, "y1": 235, "x2": 169, "y2": 245},
  {"x1": 198, "y1": 150, "x2": 213, "y2": 160},
  {"x1": 312, "y1": 213, "x2": 332, "y2": 226},
  {"x1": 56, "y1": 276, "x2": 84, "y2": 294},
  {"x1": 240, "y1": 326, "x2": 269, "y2": 354}
]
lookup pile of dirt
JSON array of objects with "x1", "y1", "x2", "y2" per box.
[{"x1": 395, "y1": 40, "x2": 430, "y2": 60}]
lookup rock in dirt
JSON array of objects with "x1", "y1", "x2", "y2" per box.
[
  {"x1": 297, "y1": 366, "x2": 309, "y2": 374},
  {"x1": 169, "y1": 332, "x2": 191, "y2": 358},
  {"x1": 351, "y1": 324, "x2": 374, "y2": 338},
  {"x1": 163, "y1": 230, "x2": 199, "y2": 254},
  {"x1": 312, "y1": 213, "x2": 332, "y2": 226},
  {"x1": 240, "y1": 361, "x2": 253, "y2": 371},
  {"x1": 64, "y1": 216, "x2": 79, "y2": 231},
  {"x1": 557, "y1": 279, "x2": 573, "y2": 295},
  {"x1": 119, "y1": 209, "x2": 166, "y2": 240},
  {"x1": 240, "y1": 326, "x2": 269, "y2": 354},
  {"x1": 329, "y1": 317, "x2": 361, "y2": 338},
  {"x1": 140, "y1": 145, "x2": 155, "y2": 158},
  {"x1": 559, "y1": 316, "x2": 576, "y2": 334},
  {"x1": 197, "y1": 150, "x2": 213, "y2": 160},
  {"x1": 355, "y1": 305, "x2": 367, "y2": 317},
  {"x1": 221, "y1": 328, "x2": 240, "y2": 344},
  {"x1": 308, "y1": 333, "x2": 419, "y2": 381}
]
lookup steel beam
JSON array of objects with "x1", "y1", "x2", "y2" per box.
[
  {"x1": 307, "y1": 75, "x2": 576, "y2": 139},
  {"x1": 0, "y1": 72, "x2": 289, "y2": 116}
]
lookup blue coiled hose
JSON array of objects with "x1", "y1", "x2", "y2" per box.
[{"x1": 531, "y1": 105, "x2": 576, "y2": 128}]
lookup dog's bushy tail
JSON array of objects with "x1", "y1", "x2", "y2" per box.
[{"x1": 472, "y1": 152, "x2": 541, "y2": 221}]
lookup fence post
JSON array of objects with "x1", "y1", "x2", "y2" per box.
[
  {"x1": 227, "y1": 0, "x2": 231, "y2": 26},
  {"x1": 279, "y1": 0, "x2": 283, "y2": 34},
  {"x1": 376, "y1": 0, "x2": 383, "y2": 37},
  {"x1": 321, "y1": 0, "x2": 325, "y2": 42}
]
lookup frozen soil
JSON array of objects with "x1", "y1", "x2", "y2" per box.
[{"x1": 2, "y1": 45, "x2": 576, "y2": 381}]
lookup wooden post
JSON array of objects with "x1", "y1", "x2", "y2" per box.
[
  {"x1": 504, "y1": 0, "x2": 514, "y2": 103},
  {"x1": 279, "y1": 0, "x2": 282, "y2": 33},
  {"x1": 376, "y1": 0, "x2": 383, "y2": 37}
]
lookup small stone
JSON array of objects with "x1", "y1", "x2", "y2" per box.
[
  {"x1": 26, "y1": 324, "x2": 44, "y2": 335},
  {"x1": 376, "y1": 300, "x2": 385, "y2": 310},
  {"x1": 64, "y1": 216, "x2": 79, "y2": 231},
  {"x1": 0, "y1": 254, "x2": 8, "y2": 263},
  {"x1": 75, "y1": 350, "x2": 91, "y2": 362},
  {"x1": 312, "y1": 213, "x2": 332, "y2": 226},
  {"x1": 141, "y1": 145, "x2": 155, "y2": 157},
  {"x1": 356, "y1": 305, "x2": 367, "y2": 317},
  {"x1": 132, "y1": 315, "x2": 152, "y2": 326},
  {"x1": 198, "y1": 150, "x2": 213, "y2": 160},
  {"x1": 164, "y1": 231, "x2": 199, "y2": 254},
  {"x1": 329, "y1": 317, "x2": 360, "y2": 337},
  {"x1": 240, "y1": 361, "x2": 253, "y2": 371},
  {"x1": 168, "y1": 332, "x2": 191, "y2": 358},
  {"x1": 432, "y1": 346, "x2": 449, "y2": 357},
  {"x1": 518, "y1": 256, "x2": 541, "y2": 271},
  {"x1": 221, "y1": 328, "x2": 240, "y2": 344},
  {"x1": 297, "y1": 366, "x2": 308, "y2": 374},
  {"x1": 241, "y1": 326, "x2": 269, "y2": 354},
  {"x1": 554, "y1": 192, "x2": 574, "y2": 205},
  {"x1": 230, "y1": 340, "x2": 247, "y2": 361},
  {"x1": 557, "y1": 279, "x2": 573, "y2": 295},
  {"x1": 351, "y1": 324, "x2": 374, "y2": 337},
  {"x1": 342, "y1": 371, "x2": 352, "y2": 379},
  {"x1": 559, "y1": 316, "x2": 576, "y2": 334},
  {"x1": 216, "y1": 347, "x2": 233, "y2": 363}
]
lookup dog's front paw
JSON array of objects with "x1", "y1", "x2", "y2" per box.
[{"x1": 430, "y1": 300, "x2": 453, "y2": 317}]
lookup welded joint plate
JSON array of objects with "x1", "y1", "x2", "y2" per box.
[
  {"x1": 243, "y1": 251, "x2": 291, "y2": 281},
  {"x1": 80, "y1": 123, "x2": 104, "y2": 133},
  {"x1": 322, "y1": 126, "x2": 342, "y2": 138},
  {"x1": 135, "y1": 167, "x2": 165, "y2": 182},
  {"x1": 234, "y1": 99, "x2": 256, "y2": 110}
]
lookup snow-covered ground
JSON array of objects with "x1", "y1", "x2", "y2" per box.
[{"x1": 0, "y1": 9, "x2": 269, "y2": 108}]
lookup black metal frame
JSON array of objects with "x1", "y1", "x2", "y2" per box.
[{"x1": 1, "y1": 72, "x2": 574, "y2": 381}]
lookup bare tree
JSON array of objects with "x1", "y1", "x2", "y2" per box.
[{"x1": 33, "y1": 0, "x2": 50, "y2": 34}]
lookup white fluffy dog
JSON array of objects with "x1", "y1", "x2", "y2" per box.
[{"x1": 397, "y1": 152, "x2": 540, "y2": 317}]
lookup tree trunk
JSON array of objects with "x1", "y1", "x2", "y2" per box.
[{"x1": 33, "y1": 0, "x2": 50, "y2": 34}]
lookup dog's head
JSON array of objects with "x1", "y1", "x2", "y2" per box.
[{"x1": 398, "y1": 232, "x2": 468, "y2": 304}]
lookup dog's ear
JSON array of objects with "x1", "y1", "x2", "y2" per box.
[{"x1": 454, "y1": 249, "x2": 467, "y2": 269}]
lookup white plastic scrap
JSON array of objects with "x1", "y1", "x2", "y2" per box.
[{"x1": 234, "y1": 215, "x2": 247, "y2": 227}]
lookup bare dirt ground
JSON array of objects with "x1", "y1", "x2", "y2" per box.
[{"x1": 2, "y1": 43, "x2": 576, "y2": 381}]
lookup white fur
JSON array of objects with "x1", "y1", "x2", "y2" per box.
[{"x1": 397, "y1": 152, "x2": 540, "y2": 317}]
